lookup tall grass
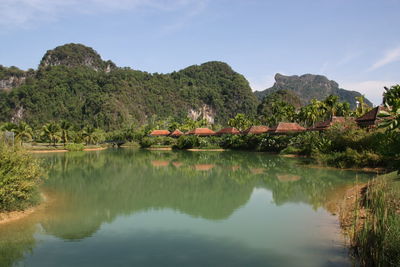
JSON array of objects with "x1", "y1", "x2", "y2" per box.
[{"x1": 352, "y1": 173, "x2": 400, "y2": 266}]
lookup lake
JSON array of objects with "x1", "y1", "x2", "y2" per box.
[{"x1": 0, "y1": 149, "x2": 374, "y2": 267}]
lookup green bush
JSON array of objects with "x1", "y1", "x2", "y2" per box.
[
  {"x1": 259, "y1": 135, "x2": 291, "y2": 152},
  {"x1": 174, "y1": 135, "x2": 200, "y2": 149},
  {"x1": 139, "y1": 137, "x2": 154, "y2": 148},
  {"x1": 284, "y1": 132, "x2": 332, "y2": 156},
  {"x1": 0, "y1": 144, "x2": 44, "y2": 211},
  {"x1": 317, "y1": 148, "x2": 384, "y2": 168},
  {"x1": 65, "y1": 143, "x2": 85, "y2": 151}
]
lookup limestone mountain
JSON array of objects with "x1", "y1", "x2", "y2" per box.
[
  {"x1": 0, "y1": 44, "x2": 258, "y2": 129},
  {"x1": 39, "y1": 43, "x2": 116, "y2": 72},
  {"x1": 0, "y1": 65, "x2": 34, "y2": 92},
  {"x1": 254, "y1": 73, "x2": 372, "y2": 108}
]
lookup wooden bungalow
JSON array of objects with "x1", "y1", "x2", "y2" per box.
[
  {"x1": 186, "y1": 128, "x2": 216, "y2": 136},
  {"x1": 149, "y1": 129, "x2": 170, "y2": 137},
  {"x1": 356, "y1": 106, "x2": 388, "y2": 128},
  {"x1": 169, "y1": 129, "x2": 184, "y2": 137},
  {"x1": 268, "y1": 122, "x2": 306, "y2": 134},
  {"x1": 242, "y1": 126, "x2": 269, "y2": 135},
  {"x1": 216, "y1": 127, "x2": 240, "y2": 136},
  {"x1": 309, "y1": 116, "x2": 348, "y2": 131}
]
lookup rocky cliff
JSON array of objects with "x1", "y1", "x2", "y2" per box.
[{"x1": 254, "y1": 73, "x2": 372, "y2": 108}]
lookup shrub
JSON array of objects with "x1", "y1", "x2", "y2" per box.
[
  {"x1": 139, "y1": 137, "x2": 154, "y2": 148},
  {"x1": 0, "y1": 144, "x2": 44, "y2": 211},
  {"x1": 174, "y1": 135, "x2": 200, "y2": 149},
  {"x1": 65, "y1": 143, "x2": 84, "y2": 151},
  {"x1": 259, "y1": 135, "x2": 290, "y2": 152},
  {"x1": 284, "y1": 132, "x2": 332, "y2": 156},
  {"x1": 317, "y1": 148, "x2": 384, "y2": 168}
]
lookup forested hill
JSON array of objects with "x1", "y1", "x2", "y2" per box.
[
  {"x1": 0, "y1": 43, "x2": 258, "y2": 130},
  {"x1": 254, "y1": 73, "x2": 373, "y2": 109}
]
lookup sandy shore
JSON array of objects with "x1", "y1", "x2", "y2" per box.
[
  {"x1": 0, "y1": 194, "x2": 47, "y2": 225},
  {"x1": 28, "y1": 147, "x2": 107, "y2": 153},
  {"x1": 146, "y1": 147, "x2": 173, "y2": 151},
  {"x1": 187, "y1": 148, "x2": 226, "y2": 152}
]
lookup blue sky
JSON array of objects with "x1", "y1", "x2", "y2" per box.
[{"x1": 1, "y1": 0, "x2": 399, "y2": 105}]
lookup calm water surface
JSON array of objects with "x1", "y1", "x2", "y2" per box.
[{"x1": 0, "y1": 149, "x2": 374, "y2": 267}]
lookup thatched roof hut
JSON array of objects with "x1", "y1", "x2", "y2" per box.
[
  {"x1": 309, "y1": 116, "x2": 348, "y2": 131},
  {"x1": 268, "y1": 122, "x2": 305, "y2": 134},
  {"x1": 186, "y1": 128, "x2": 216, "y2": 136},
  {"x1": 149, "y1": 130, "x2": 170, "y2": 136},
  {"x1": 216, "y1": 127, "x2": 240, "y2": 135},
  {"x1": 169, "y1": 129, "x2": 184, "y2": 137},
  {"x1": 356, "y1": 106, "x2": 389, "y2": 128},
  {"x1": 242, "y1": 126, "x2": 269, "y2": 135}
]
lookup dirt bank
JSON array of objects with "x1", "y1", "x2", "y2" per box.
[
  {"x1": 338, "y1": 183, "x2": 368, "y2": 243},
  {"x1": 0, "y1": 194, "x2": 48, "y2": 225}
]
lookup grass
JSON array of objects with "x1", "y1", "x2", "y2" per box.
[{"x1": 351, "y1": 172, "x2": 400, "y2": 266}]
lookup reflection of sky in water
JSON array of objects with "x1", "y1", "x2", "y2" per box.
[{"x1": 4, "y1": 149, "x2": 374, "y2": 267}]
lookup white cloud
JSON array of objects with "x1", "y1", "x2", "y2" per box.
[
  {"x1": 368, "y1": 46, "x2": 400, "y2": 71},
  {"x1": 342, "y1": 80, "x2": 398, "y2": 106},
  {"x1": 0, "y1": 0, "x2": 205, "y2": 28}
]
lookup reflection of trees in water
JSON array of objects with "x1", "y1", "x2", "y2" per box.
[
  {"x1": 38, "y1": 149, "x2": 373, "y2": 241},
  {"x1": 0, "y1": 217, "x2": 37, "y2": 267},
  {"x1": 0, "y1": 150, "x2": 374, "y2": 266}
]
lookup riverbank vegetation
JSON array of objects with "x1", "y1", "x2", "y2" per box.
[
  {"x1": 344, "y1": 172, "x2": 400, "y2": 266},
  {"x1": 0, "y1": 141, "x2": 44, "y2": 212}
]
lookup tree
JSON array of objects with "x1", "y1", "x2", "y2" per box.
[
  {"x1": 41, "y1": 122, "x2": 61, "y2": 146},
  {"x1": 81, "y1": 126, "x2": 105, "y2": 145},
  {"x1": 265, "y1": 101, "x2": 296, "y2": 126},
  {"x1": 379, "y1": 85, "x2": 400, "y2": 131},
  {"x1": 323, "y1": 95, "x2": 339, "y2": 118},
  {"x1": 12, "y1": 122, "x2": 33, "y2": 146},
  {"x1": 60, "y1": 120, "x2": 74, "y2": 146},
  {"x1": 228, "y1": 113, "x2": 253, "y2": 131},
  {"x1": 336, "y1": 102, "x2": 351, "y2": 117},
  {"x1": 298, "y1": 99, "x2": 324, "y2": 127},
  {"x1": 355, "y1": 95, "x2": 370, "y2": 117}
]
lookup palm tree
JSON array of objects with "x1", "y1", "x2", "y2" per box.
[
  {"x1": 12, "y1": 122, "x2": 33, "y2": 146},
  {"x1": 228, "y1": 113, "x2": 253, "y2": 131},
  {"x1": 324, "y1": 95, "x2": 339, "y2": 118},
  {"x1": 42, "y1": 122, "x2": 61, "y2": 147},
  {"x1": 60, "y1": 120, "x2": 73, "y2": 146},
  {"x1": 81, "y1": 126, "x2": 96, "y2": 145}
]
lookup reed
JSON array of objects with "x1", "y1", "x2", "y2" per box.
[{"x1": 352, "y1": 172, "x2": 400, "y2": 266}]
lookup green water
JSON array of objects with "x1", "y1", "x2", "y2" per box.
[{"x1": 0, "y1": 149, "x2": 374, "y2": 267}]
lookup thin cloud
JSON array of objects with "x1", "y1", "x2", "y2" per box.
[
  {"x1": 368, "y1": 46, "x2": 400, "y2": 71},
  {"x1": 0, "y1": 0, "x2": 204, "y2": 28},
  {"x1": 342, "y1": 80, "x2": 398, "y2": 106}
]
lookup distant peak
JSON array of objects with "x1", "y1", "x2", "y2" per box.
[{"x1": 39, "y1": 43, "x2": 116, "y2": 71}]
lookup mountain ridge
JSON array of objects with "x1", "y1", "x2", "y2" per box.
[{"x1": 254, "y1": 73, "x2": 372, "y2": 108}]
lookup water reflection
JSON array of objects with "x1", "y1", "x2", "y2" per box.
[{"x1": 0, "y1": 149, "x2": 374, "y2": 267}]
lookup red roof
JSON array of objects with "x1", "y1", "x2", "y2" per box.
[
  {"x1": 356, "y1": 106, "x2": 388, "y2": 122},
  {"x1": 355, "y1": 106, "x2": 389, "y2": 127},
  {"x1": 186, "y1": 128, "x2": 216, "y2": 136},
  {"x1": 268, "y1": 122, "x2": 305, "y2": 133},
  {"x1": 216, "y1": 127, "x2": 240, "y2": 135},
  {"x1": 149, "y1": 130, "x2": 170, "y2": 136},
  {"x1": 169, "y1": 129, "x2": 184, "y2": 137},
  {"x1": 242, "y1": 126, "x2": 269, "y2": 135},
  {"x1": 310, "y1": 116, "x2": 348, "y2": 131}
]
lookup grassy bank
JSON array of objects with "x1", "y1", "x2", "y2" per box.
[
  {"x1": 343, "y1": 172, "x2": 400, "y2": 266},
  {"x1": 0, "y1": 143, "x2": 44, "y2": 212}
]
